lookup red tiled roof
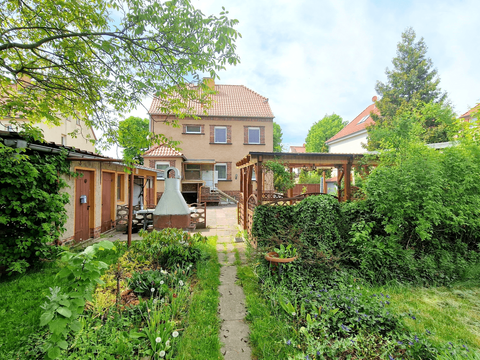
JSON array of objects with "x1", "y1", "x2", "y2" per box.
[
  {"x1": 143, "y1": 145, "x2": 184, "y2": 157},
  {"x1": 460, "y1": 104, "x2": 480, "y2": 119},
  {"x1": 325, "y1": 177, "x2": 337, "y2": 183},
  {"x1": 290, "y1": 145, "x2": 306, "y2": 153},
  {"x1": 149, "y1": 84, "x2": 274, "y2": 118},
  {"x1": 326, "y1": 103, "x2": 379, "y2": 144}
]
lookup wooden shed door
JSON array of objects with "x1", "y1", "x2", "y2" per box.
[
  {"x1": 101, "y1": 172, "x2": 114, "y2": 233},
  {"x1": 75, "y1": 170, "x2": 92, "y2": 242}
]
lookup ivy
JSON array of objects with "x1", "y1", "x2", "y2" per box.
[{"x1": 0, "y1": 143, "x2": 74, "y2": 274}]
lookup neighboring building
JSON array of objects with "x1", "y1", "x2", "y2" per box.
[
  {"x1": 0, "y1": 116, "x2": 96, "y2": 153},
  {"x1": 289, "y1": 144, "x2": 306, "y2": 153},
  {"x1": 460, "y1": 104, "x2": 479, "y2": 123},
  {"x1": 325, "y1": 97, "x2": 379, "y2": 154},
  {"x1": 1, "y1": 130, "x2": 158, "y2": 244},
  {"x1": 147, "y1": 79, "x2": 274, "y2": 203}
]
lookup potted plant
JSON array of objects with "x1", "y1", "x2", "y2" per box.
[
  {"x1": 235, "y1": 230, "x2": 244, "y2": 243},
  {"x1": 265, "y1": 244, "x2": 298, "y2": 263}
]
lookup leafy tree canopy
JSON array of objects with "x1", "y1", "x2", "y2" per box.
[
  {"x1": 0, "y1": 0, "x2": 240, "y2": 149},
  {"x1": 118, "y1": 116, "x2": 150, "y2": 164},
  {"x1": 368, "y1": 27, "x2": 450, "y2": 149},
  {"x1": 305, "y1": 113, "x2": 346, "y2": 153},
  {"x1": 273, "y1": 121, "x2": 283, "y2": 152}
]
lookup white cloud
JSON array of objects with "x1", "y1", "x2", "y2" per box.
[{"x1": 114, "y1": 0, "x2": 480, "y2": 150}]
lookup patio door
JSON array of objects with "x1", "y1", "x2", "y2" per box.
[
  {"x1": 75, "y1": 170, "x2": 93, "y2": 242},
  {"x1": 101, "y1": 172, "x2": 114, "y2": 233}
]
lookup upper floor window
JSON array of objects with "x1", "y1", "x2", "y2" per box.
[
  {"x1": 186, "y1": 125, "x2": 202, "y2": 134},
  {"x1": 6, "y1": 125, "x2": 13, "y2": 131},
  {"x1": 215, "y1": 163, "x2": 227, "y2": 181},
  {"x1": 76, "y1": 118, "x2": 81, "y2": 125},
  {"x1": 155, "y1": 161, "x2": 170, "y2": 180},
  {"x1": 248, "y1": 127, "x2": 260, "y2": 144},
  {"x1": 61, "y1": 135, "x2": 67, "y2": 145},
  {"x1": 214, "y1": 126, "x2": 227, "y2": 143}
]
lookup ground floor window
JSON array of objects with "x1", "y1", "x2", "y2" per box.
[
  {"x1": 155, "y1": 162, "x2": 170, "y2": 179},
  {"x1": 215, "y1": 163, "x2": 227, "y2": 181}
]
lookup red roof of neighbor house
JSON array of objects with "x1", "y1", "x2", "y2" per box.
[
  {"x1": 460, "y1": 104, "x2": 480, "y2": 119},
  {"x1": 143, "y1": 145, "x2": 184, "y2": 158},
  {"x1": 326, "y1": 103, "x2": 379, "y2": 144},
  {"x1": 289, "y1": 145, "x2": 306, "y2": 153},
  {"x1": 325, "y1": 177, "x2": 337, "y2": 183},
  {"x1": 148, "y1": 84, "x2": 274, "y2": 118}
]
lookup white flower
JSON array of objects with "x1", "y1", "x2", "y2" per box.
[
  {"x1": 159, "y1": 350, "x2": 166, "y2": 357},
  {"x1": 292, "y1": 312, "x2": 296, "y2": 317},
  {"x1": 179, "y1": 280, "x2": 184, "y2": 286},
  {"x1": 172, "y1": 331, "x2": 179, "y2": 338},
  {"x1": 151, "y1": 288, "x2": 155, "y2": 293},
  {"x1": 153, "y1": 299, "x2": 157, "y2": 304},
  {"x1": 161, "y1": 270, "x2": 168, "y2": 275},
  {"x1": 155, "y1": 337, "x2": 162, "y2": 343},
  {"x1": 166, "y1": 340, "x2": 170, "y2": 346},
  {"x1": 160, "y1": 280, "x2": 164, "y2": 285}
]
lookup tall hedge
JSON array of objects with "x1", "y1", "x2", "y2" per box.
[{"x1": 0, "y1": 144, "x2": 72, "y2": 273}]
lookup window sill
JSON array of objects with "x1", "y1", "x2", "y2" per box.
[
  {"x1": 217, "y1": 179, "x2": 232, "y2": 182},
  {"x1": 182, "y1": 133, "x2": 205, "y2": 135},
  {"x1": 209, "y1": 142, "x2": 232, "y2": 145},
  {"x1": 243, "y1": 143, "x2": 265, "y2": 145}
]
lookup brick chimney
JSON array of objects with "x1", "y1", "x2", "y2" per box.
[{"x1": 203, "y1": 77, "x2": 215, "y2": 90}]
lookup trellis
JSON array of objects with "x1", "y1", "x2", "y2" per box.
[{"x1": 236, "y1": 151, "x2": 370, "y2": 232}]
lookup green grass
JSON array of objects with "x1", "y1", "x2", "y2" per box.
[
  {"x1": 236, "y1": 263, "x2": 296, "y2": 360},
  {"x1": 0, "y1": 245, "x2": 124, "y2": 359},
  {"x1": 175, "y1": 236, "x2": 223, "y2": 359},
  {"x1": 0, "y1": 262, "x2": 63, "y2": 358},
  {"x1": 365, "y1": 281, "x2": 480, "y2": 352}
]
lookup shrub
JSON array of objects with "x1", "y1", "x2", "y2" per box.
[
  {"x1": 0, "y1": 144, "x2": 73, "y2": 274},
  {"x1": 131, "y1": 228, "x2": 207, "y2": 269}
]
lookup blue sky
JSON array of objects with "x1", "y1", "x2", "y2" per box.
[{"x1": 121, "y1": 0, "x2": 480, "y2": 152}]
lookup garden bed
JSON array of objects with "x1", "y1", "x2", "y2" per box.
[{"x1": 0, "y1": 229, "x2": 222, "y2": 359}]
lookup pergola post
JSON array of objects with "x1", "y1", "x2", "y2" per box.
[
  {"x1": 344, "y1": 162, "x2": 352, "y2": 201},
  {"x1": 322, "y1": 170, "x2": 326, "y2": 194},
  {"x1": 288, "y1": 167, "x2": 294, "y2": 205},
  {"x1": 257, "y1": 158, "x2": 263, "y2": 205},
  {"x1": 242, "y1": 167, "x2": 248, "y2": 230},
  {"x1": 127, "y1": 169, "x2": 134, "y2": 247},
  {"x1": 337, "y1": 166, "x2": 344, "y2": 201}
]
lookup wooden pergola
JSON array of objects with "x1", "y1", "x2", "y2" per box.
[{"x1": 236, "y1": 151, "x2": 369, "y2": 231}]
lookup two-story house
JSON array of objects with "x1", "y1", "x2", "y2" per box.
[{"x1": 146, "y1": 79, "x2": 274, "y2": 204}]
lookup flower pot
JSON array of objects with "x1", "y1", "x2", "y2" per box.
[{"x1": 265, "y1": 251, "x2": 297, "y2": 263}]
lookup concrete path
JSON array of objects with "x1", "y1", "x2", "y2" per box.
[
  {"x1": 198, "y1": 205, "x2": 251, "y2": 359},
  {"x1": 80, "y1": 204, "x2": 253, "y2": 359}
]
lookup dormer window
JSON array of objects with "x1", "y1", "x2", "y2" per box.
[{"x1": 358, "y1": 115, "x2": 370, "y2": 124}]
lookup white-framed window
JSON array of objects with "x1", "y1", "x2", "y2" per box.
[
  {"x1": 61, "y1": 135, "x2": 67, "y2": 145},
  {"x1": 186, "y1": 125, "x2": 202, "y2": 134},
  {"x1": 6, "y1": 125, "x2": 13, "y2": 131},
  {"x1": 155, "y1": 161, "x2": 170, "y2": 180},
  {"x1": 248, "y1": 127, "x2": 260, "y2": 144},
  {"x1": 358, "y1": 115, "x2": 369, "y2": 124},
  {"x1": 251, "y1": 168, "x2": 256, "y2": 181},
  {"x1": 76, "y1": 117, "x2": 81, "y2": 125},
  {"x1": 215, "y1": 163, "x2": 227, "y2": 181},
  {"x1": 214, "y1": 126, "x2": 227, "y2": 143}
]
